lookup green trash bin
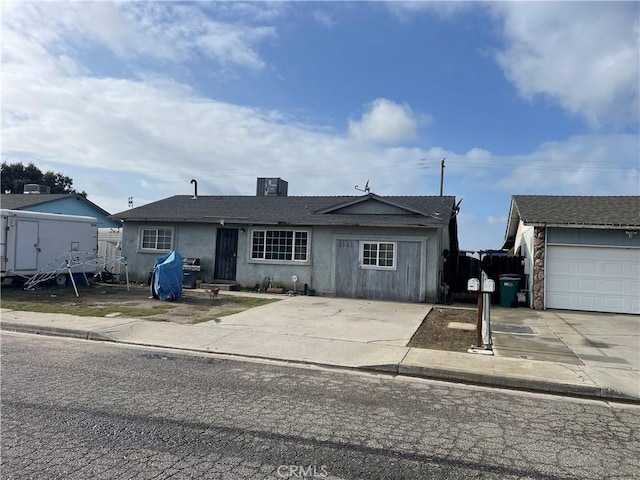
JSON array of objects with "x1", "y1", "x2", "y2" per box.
[{"x1": 499, "y1": 276, "x2": 520, "y2": 307}]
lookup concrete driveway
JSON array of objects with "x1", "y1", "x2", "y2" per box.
[
  {"x1": 540, "y1": 310, "x2": 640, "y2": 398},
  {"x1": 212, "y1": 295, "x2": 432, "y2": 347},
  {"x1": 491, "y1": 306, "x2": 640, "y2": 399}
]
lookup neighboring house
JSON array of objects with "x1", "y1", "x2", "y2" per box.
[
  {"x1": 1, "y1": 191, "x2": 124, "y2": 274},
  {"x1": 0, "y1": 192, "x2": 121, "y2": 228},
  {"x1": 503, "y1": 195, "x2": 640, "y2": 314},
  {"x1": 111, "y1": 182, "x2": 459, "y2": 303}
]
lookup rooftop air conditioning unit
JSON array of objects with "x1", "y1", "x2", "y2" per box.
[
  {"x1": 23, "y1": 184, "x2": 51, "y2": 194},
  {"x1": 256, "y1": 178, "x2": 288, "y2": 197}
]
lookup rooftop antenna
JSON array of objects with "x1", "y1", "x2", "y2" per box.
[
  {"x1": 128, "y1": 197, "x2": 134, "y2": 208},
  {"x1": 355, "y1": 180, "x2": 371, "y2": 194}
]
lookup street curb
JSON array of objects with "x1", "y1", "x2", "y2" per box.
[
  {"x1": 395, "y1": 364, "x2": 602, "y2": 399},
  {"x1": 1, "y1": 322, "x2": 91, "y2": 340},
  {"x1": 2, "y1": 323, "x2": 638, "y2": 404}
]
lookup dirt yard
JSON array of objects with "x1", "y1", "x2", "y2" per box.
[
  {"x1": 408, "y1": 306, "x2": 479, "y2": 352},
  {"x1": 0, "y1": 281, "x2": 278, "y2": 324}
]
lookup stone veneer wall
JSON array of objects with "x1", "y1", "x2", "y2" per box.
[{"x1": 533, "y1": 226, "x2": 546, "y2": 310}]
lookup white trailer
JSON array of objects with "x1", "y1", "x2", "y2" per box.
[{"x1": 1, "y1": 209, "x2": 98, "y2": 285}]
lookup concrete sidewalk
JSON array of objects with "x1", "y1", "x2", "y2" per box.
[{"x1": 1, "y1": 294, "x2": 638, "y2": 402}]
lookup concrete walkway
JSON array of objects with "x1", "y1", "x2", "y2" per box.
[{"x1": 1, "y1": 292, "x2": 638, "y2": 402}]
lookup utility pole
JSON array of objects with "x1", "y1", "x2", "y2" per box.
[{"x1": 439, "y1": 158, "x2": 445, "y2": 196}]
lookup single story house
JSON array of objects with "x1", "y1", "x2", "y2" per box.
[
  {"x1": 111, "y1": 181, "x2": 459, "y2": 303},
  {"x1": 503, "y1": 195, "x2": 640, "y2": 314},
  {"x1": 1, "y1": 191, "x2": 121, "y2": 229}
]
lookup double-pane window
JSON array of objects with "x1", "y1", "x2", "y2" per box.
[{"x1": 251, "y1": 230, "x2": 309, "y2": 262}]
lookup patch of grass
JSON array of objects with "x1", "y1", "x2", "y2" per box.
[
  {"x1": 192, "y1": 317, "x2": 221, "y2": 324},
  {"x1": 227, "y1": 297, "x2": 279, "y2": 309},
  {"x1": 191, "y1": 305, "x2": 212, "y2": 311},
  {"x1": 214, "y1": 298, "x2": 277, "y2": 318},
  {"x1": 0, "y1": 283, "x2": 280, "y2": 323},
  {"x1": 0, "y1": 298, "x2": 174, "y2": 318},
  {"x1": 2, "y1": 285, "x2": 78, "y2": 301},
  {"x1": 204, "y1": 297, "x2": 279, "y2": 322},
  {"x1": 215, "y1": 309, "x2": 243, "y2": 319}
]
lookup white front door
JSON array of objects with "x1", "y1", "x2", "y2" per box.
[{"x1": 546, "y1": 245, "x2": 640, "y2": 314}]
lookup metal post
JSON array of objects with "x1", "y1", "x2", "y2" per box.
[
  {"x1": 124, "y1": 258, "x2": 130, "y2": 292},
  {"x1": 67, "y1": 261, "x2": 79, "y2": 298},
  {"x1": 476, "y1": 289, "x2": 483, "y2": 347},
  {"x1": 482, "y1": 271, "x2": 493, "y2": 349},
  {"x1": 439, "y1": 158, "x2": 445, "y2": 196}
]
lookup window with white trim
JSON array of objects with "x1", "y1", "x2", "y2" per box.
[
  {"x1": 140, "y1": 227, "x2": 173, "y2": 251},
  {"x1": 360, "y1": 241, "x2": 396, "y2": 269},
  {"x1": 251, "y1": 229, "x2": 309, "y2": 262}
]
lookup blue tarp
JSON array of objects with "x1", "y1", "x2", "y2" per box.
[{"x1": 150, "y1": 250, "x2": 183, "y2": 301}]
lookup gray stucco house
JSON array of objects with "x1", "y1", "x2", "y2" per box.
[
  {"x1": 111, "y1": 186, "x2": 459, "y2": 303},
  {"x1": 503, "y1": 195, "x2": 640, "y2": 314}
]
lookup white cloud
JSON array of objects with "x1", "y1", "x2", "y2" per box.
[
  {"x1": 492, "y1": 2, "x2": 639, "y2": 126},
  {"x1": 348, "y1": 98, "x2": 428, "y2": 144},
  {"x1": 1, "y1": 33, "x2": 433, "y2": 201},
  {"x1": 1, "y1": 2, "x2": 276, "y2": 71},
  {"x1": 385, "y1": 1, "x2": 474, "y2": 21},
  {"x1": 494, "y1": 134, "x2": 639, "y2": 195},
  {"x1": 313, "y1": 10, "x2": 336, "y2": 29},
  {"x1": 383, "y1": 2, "x2": 639, "y2": 127},
  {"x1": 456, "y1": 212, "x2": 505, "y2": 251}
]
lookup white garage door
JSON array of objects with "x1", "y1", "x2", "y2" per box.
[{"x1": 546, "y1": 246, "x2": 640, "y2": 314}]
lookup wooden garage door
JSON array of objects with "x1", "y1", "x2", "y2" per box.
[
  {"x1": 334, "y1": 239, "x2": 422, "y2": 302},
  {"x1": 546, "y1": 246, "x2": 640, "y2": 314}
]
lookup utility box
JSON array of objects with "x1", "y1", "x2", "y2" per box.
[{"x1": 1, "y1": 209, "x2": 98, "y2": 281}]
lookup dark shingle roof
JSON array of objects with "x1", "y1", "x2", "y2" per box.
[
  {"x1": 0, "y1": 194, "x2": 112, "y2": 217},
  {"x1": 111, "y1": 194, "x2": 456, "y2": 228},
  {"x1": 1, "y1": 194, "x2": 75, "y2": 210},
  {"x1": 513, "y1": 195, "x2": 640, "y2": 227}
]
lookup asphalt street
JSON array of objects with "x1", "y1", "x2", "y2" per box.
[{"x1": 2, "y1": 332, "x2": 639, "y2": 480}]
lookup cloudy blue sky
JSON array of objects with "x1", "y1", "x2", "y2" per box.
[{"x1": 2, "y1": 1, "x2": 639, "y2": 250}]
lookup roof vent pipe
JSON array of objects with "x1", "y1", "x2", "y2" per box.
[{"x1": 190, "y1": 179, "x2": 198, "y2": 199}]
